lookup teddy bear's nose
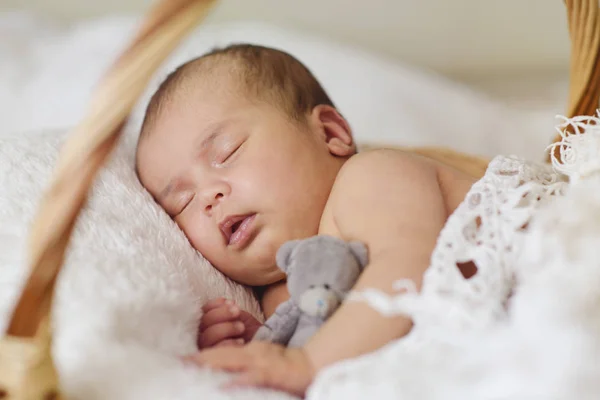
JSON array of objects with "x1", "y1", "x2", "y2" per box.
[{"x1": 300, "y1": 287, "x2": 341, "y2": 318}]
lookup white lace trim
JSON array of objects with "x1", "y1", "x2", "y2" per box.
[{"x1": 308, "y1": 114, "x2": 600, "y2": 400}]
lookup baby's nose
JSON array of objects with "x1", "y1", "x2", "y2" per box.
[{"x1": 204, "y1": 192, "x2": 223, "y2": 212}]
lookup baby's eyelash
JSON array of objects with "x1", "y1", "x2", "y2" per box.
[
  {"x1": 219, "y1": 142, "x2": 243, "y2": 164},
  {"x1": 173, "y1": 194, "x2": 194, "y2": 217}
]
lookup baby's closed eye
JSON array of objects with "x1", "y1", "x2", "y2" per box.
[
  {"x1": 216, "y1": 140, "x2": 244, "y2": 164},
  {"x1": 168, "y1": 191, "x2": 194, "y2": 218},
  {"x1": 209, "y1": 132, "x2": 246, "y2": 166}
]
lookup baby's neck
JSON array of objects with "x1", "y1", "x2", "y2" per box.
[{"x1": 255, "y1": 280, "x2": 290, "y2": 318}]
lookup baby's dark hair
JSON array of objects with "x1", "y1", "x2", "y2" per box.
[{"x1": 140, "y1": 43, "x2": 337, "y2": 138}]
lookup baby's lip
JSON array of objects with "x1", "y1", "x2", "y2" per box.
[{"x1": 219, "y1": 214, "x2": 252, "y2": 244}]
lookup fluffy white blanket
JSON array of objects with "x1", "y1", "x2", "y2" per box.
[{"x1": 0, "y1": 131, "x2": 283, "y2": 400}]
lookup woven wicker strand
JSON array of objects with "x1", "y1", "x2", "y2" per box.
[
  {"x1": 0, "y1": 1, "x2": 217, "y2": 399},
  {"x1": 550, "y1": 0, "x2": 600, "y2": 160},
  {"x1": 565, "y1": 0, "x2": 600, "y2": 118}
]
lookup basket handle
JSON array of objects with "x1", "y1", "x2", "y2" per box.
[{"x1": 5, "y1": 0, "x2": 218, "y2": 338}]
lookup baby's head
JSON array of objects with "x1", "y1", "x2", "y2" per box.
[{"x1": 135, "y1": 44, "x2": 355, "y2": 286}]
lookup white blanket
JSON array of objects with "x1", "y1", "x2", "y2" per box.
[{"x1": 0, "y1": 131, "x2": 287, "y2": 400}]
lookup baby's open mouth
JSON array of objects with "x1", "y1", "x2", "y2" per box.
[
  {"x1": 219, "y1": 214, "x2": 257, "y2": 246},
  {"x1": 231, "y1": 220, "x2": 243, "y2": 234}
]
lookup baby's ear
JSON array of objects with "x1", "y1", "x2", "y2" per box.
[
  {"x1": 310, "y1": 105, "x2": 355, "y2": 157},
  {"x1": 348, "y1": 241, "x2": 369, "y2": 270},
  {"x1": 276, "y1": 240, "x2": 302, "y2": 274}
]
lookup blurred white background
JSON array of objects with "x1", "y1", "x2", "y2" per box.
[
  {"x1": 0, "y1": 0, "x2": 580, "y2": 159},
  {"x1": 2, "y1": 0, "x2": 570, "y2": 77}
]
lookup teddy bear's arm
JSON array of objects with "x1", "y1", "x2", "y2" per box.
[{"x1": 252, "y1": 299, "x2": 301, "y2": 345}]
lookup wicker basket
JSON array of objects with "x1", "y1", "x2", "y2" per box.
[{"x1": 0, "y1": 0, "x2": 598, "y2": 398}]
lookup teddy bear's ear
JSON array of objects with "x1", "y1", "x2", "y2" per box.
[
  {"x1": 349, "y1": 241, "x2": 369, "y2": 270},
  {"x1": 276, "y1": 239, "x2": 302, "y2": 274}
]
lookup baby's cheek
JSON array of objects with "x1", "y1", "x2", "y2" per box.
[{"x1": 180, "y1": 216, "x2": 219, "y2": 256}]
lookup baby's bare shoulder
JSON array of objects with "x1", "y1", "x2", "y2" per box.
[
  {"x1": 315, "y1": 148, "x2": 460, "y2": 262},
  {"x1": 321, "y1": 148, "x2": 474, "y2": 238},
  {"x1": 333, "y1": 148, "x2": 475, "y2": 200},
  {"x1": 334, "y1": 148, "x2": 437, "y2": 190},
  {"x1": 323, "y1": 149, "x2": 443, "y2": 234}
]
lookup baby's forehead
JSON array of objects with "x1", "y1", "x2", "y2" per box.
[
  {"x1": 153, "y1": 77, "x2": 234, "y2": 116},
  {"x1": 142, "y1": 56, "x2": 273, "y2": 140},
  {"x1": 172, "y1": 69, "x2": 249, "y2": 108}
]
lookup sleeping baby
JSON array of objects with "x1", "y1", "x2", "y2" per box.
[{"x1": 134, "y1": 43, "x2": 475, "y2": 396}]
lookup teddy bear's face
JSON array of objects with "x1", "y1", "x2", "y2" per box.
[
  {"x1": 276, "y1": 235, "x2": 368, "y2": 318},
  {"x1": 298, "y1": 285, "x2": 340, "y2": 318}
]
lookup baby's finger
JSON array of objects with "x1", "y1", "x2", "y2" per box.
[
  {"x1": 200, "y1": 304, "x2": 241, "y2": 332},
  {"x1": 201, "y1": 297, "x2": 233, "y2": 313},
  {"x1": 238, "y1": 311, "x2": 263, "y2": 341},
  {"x1": 227, "y1": 368, "x2": 305, "y2": 396},
  {"x1": 227, "y1": 370, "x2": 266, "y2": 387},
  {"x1": 215, "y1": 338, "x2": 245, "y2": 348},
  {"x1": 193, "y1": 347, "x2": 252, "y2": 372},
  {"x1": 198, "y1": 321, "x2": 245, "y2": 349},
  {"x1": 225, "y1": 369, "x2": 278, "y2": 391}
]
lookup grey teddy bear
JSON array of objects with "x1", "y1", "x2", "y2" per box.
[{"x1": 253, "y1": 235, "x2": 369, "y2": 348}]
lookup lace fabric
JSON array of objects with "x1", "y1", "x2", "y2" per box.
[{"x1": 306, "y1": 115, "x2": 600, "y2": 400}]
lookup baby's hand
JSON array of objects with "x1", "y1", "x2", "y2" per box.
[
  {"x1": 187, "y1": 341, "x2": 315, "y2": 397},
  {"x1": 197, "y1": 297, "x2": 262, "y2": 349}
]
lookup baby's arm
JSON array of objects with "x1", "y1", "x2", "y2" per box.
[{"x1": 305, "y1": 150, "x2": 447, "y2": 370}]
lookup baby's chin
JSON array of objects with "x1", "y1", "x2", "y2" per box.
[
  {"x1": 239, "y1": 268, "x2": 286, "y2": 287},
  {"x1": 264, "y1": 269, "x2": 287, "y2": 285}
]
